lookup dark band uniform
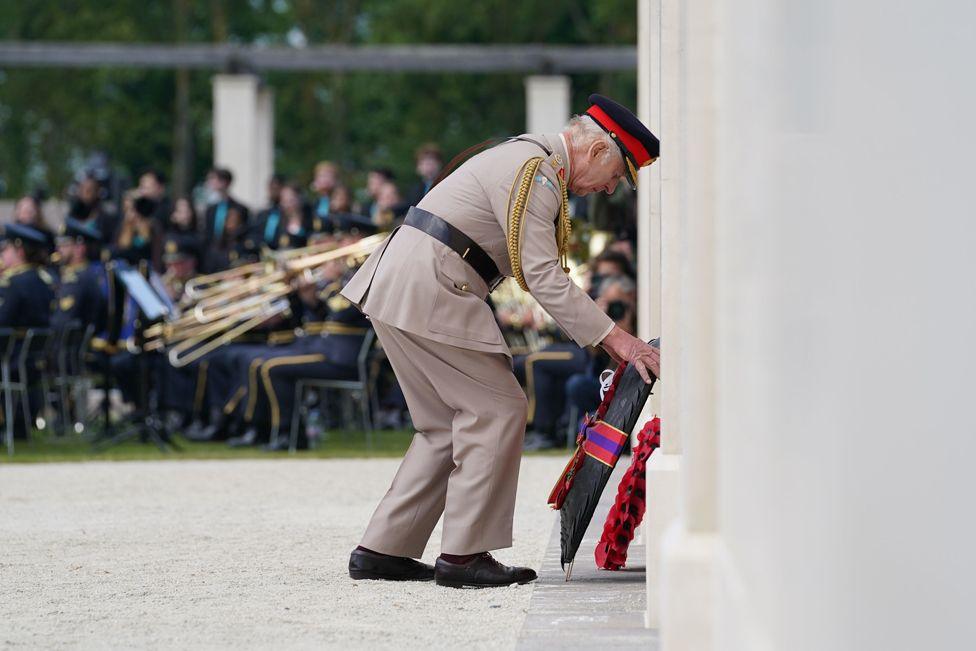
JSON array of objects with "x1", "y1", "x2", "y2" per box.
[
  {"x1": 53, "y1": 218, "x2": 107, "y2": 334},
  {"x1": 0, "y1": 224, "x2": 55, "y2": 328},
  {"x1": 0, "y1": 224, "x2": 56, "y2": 438}
]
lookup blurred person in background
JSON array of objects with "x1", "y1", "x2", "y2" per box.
[
  {"x1": 587, "y1": 248, "x2": 636, "y2": 299},
  {"x1": 202, "y1": 199, "x2": 246, "y2": 273},
  {"x1": 517, "y1": 247, "x2": 638, "y2": 451},
  {"x1": 113, "y1": 193, "x2": 163, "y2": 273},
  {"x1": 329, "y1": 185, "x2": 354, "y2": 215},
  {"x1": 275, "y1": 183, "x2": 312, "y2": 250},
  {"x1": 402, "y1": 143, "x2": 443, "y2": 207},
  {"x1": 160, "y1": 232, "x2": 200, "y2": 303},
  {"x1": 371, "y1": 180, "x2": 402, "y2": 230},
  {"x1": 52, "y1": 218, "x2": 106, "y2": 334},
  {"x1": 0, "y1": 223, "x2": 55, "y2": 439},
  {"x1": 311, "y1": 161, "x2": 339, "y2": 220},
  {"x1": 137, "y1": 169, "x2": 171, "y2": 227},
  {"x1": 164, "y1": 197, "x2": 202, "y2": 269},
  {"x1": 203, "y1": 167, "x2": 250, "y2": 249},
  {"x1": 68, "y1": 174, "x2": 120, "y2": 247},
  {"x1": 565, "y1": 274, "x2": 640, "y2": 431},
  {"x1": 362, "y1": 167, "x2": 396, "y2": 221},
  {"x1": 249, "y1": 173, "x2": 287, "y2": 251},
  {"x1": 12, "y1": 195, "x2": 55, "y2": 251}
]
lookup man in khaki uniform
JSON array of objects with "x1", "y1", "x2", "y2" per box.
[{"x1": 344, "y1": 95, "x2": 660, "y2": 588}]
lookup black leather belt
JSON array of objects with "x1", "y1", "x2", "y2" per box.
[{"x1": 404, "y1": 206, "x2": 504, "y2": 291}]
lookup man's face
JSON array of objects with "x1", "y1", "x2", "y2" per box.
[
  {"x1": 78, "y1": 178, "x2": 99, "y2": 204},
  {"x1": 14, "y1": 198, "x2": 37, "y2": 224},
  {"x1": 313, "y1": 167, "x2": 337, "y2": 194},
  {"x1": 139, "y1": 174, "x2": 164, "y2": 199},
  {"x1": 280, "y1": 187, "x2": 302, "y2": 213},
  {"x1": 416, "y1": 155, "x2": 441, "y2": 181},
  {"x1": 376, "y1": 182, "x2": 400, "y2": 209},
  {"x1": 366, "y1": 172, "x2": 386, "y2": 198},
  {"x1": 206, "y1": 173, "x2": 229, "y2": 194},
  {"x1": 1, "y1": 243, "x2": 22, "y2": 268},
  {"x1": 569, "y1": 141, "x2": 627, "y2": 196},
  {"x1": 57, "y1": 241, "x2": 77, "y2": 265}
]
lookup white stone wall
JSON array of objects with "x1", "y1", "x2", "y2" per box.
[{"x1": 648, "y1": 0, "x2": 976, "y2": 648}]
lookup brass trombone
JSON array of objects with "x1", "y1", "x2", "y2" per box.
[{"x1": 148, "y1": 233, "x2": 386, "y2": 367}]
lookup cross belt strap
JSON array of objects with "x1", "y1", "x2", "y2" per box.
[{"x1": 403, "y1": 206, "x2": 504, "y2": 292}]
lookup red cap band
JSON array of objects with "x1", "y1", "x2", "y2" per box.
[{"x1": 585, "y1": 105, "x2": 652, "y2": 167}]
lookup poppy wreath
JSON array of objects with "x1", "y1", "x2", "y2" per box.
[{"x1": 594, "y1": 416, "x2": 662, "y2": 570}]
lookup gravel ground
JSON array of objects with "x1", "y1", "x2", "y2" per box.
[{"x1": 0, "y1": 456, "x2": 565, "y2": 650}]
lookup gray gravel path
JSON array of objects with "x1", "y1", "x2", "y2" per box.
[{"x1": 0, "y1": 457, "x2": 564, "y2": 650}]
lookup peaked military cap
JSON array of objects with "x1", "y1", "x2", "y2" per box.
[
  {"x1": 584, "y1": 94, "x2": 660, "y2": 189},
  {"x1": 60, "y1": 217, "x2": 103, "y2": 243},
  {"x1": 1, "y1": 223, "x2": 50, "y2": 249}
]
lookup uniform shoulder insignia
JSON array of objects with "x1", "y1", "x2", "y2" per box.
[
  {"x1": 39, "y1": 269, "x2": 54, "y2": 285},
  {"x1": 327, "y1": 294, "x2": 351, "y2": 312}
]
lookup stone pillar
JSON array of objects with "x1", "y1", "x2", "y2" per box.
[
  {"x1": 524, "y1": 75, "x2": 571, "y2": 134},
  {"x1": 642, "y1": 0, "x2": 685, "y2": 629},
  {"x1": 212, "y1": 74, "x2": 274, "y2": 210},
  {"x1": 658, "y1": 0, "x2": 720, "y2": 646}
]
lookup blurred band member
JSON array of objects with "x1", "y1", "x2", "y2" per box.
[
  {"x1": 363, "y1": 167, "x2": 395, "y2": 221},
  {"x1": 137, "y1": 169, "x2": 171, "y2": 226},
  {"x1": 204, "y1": 167, "x2": 250, "y2": 248},
  {"x1": 372, "y1": 181, "x2": 402, "y2": 230},
  {"x1": 403, "y1": 143, "x2": 443, "y2": 207},
  {"x1": 13, "y1": 195, "x2": 55, "y2": 251},
  {"x1": 53, "y1": 218, "x2": 106, "y2": 333},
  {"x1": 311, "y1": 161, "x2": 339, "y2": 219},
  {"x1": 0, "y1": 224, "x2": 55, "y2": 438},
  {"x1": 69, "y1": 174, "x2": 120, "y2": 245},
  {"x1": 114, "y1": 192, "x2": 163, "y2": 273}
]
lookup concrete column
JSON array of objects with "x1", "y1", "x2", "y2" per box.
[
  {"x1": 657, "y1": 0, "x2": 721, "y2": 646},
  {"x1": 212, "y1": 74, "x2": 274, "y2": 210},
  {"x1": 524, "y1": 75, "x2": 571, "y2": 134},
  {"x1": 641, "y1": 0, "x2": 684, "y2": 630}
]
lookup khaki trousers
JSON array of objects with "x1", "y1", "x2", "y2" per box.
[{"x1": 360, "y1": 320, "x2": 528, "y2": 557}]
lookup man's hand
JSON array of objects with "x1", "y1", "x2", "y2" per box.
[{"x1": 599, "y1": 325, "x2": 661, "y2": 383}]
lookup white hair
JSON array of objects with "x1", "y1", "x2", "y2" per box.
[{"x1": 564, "y1": 115, "x2": 619, "y2": 162}]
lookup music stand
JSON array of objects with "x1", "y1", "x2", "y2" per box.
[{"x1": 92, "y1": 262, "x2": 179, "y2": 452}]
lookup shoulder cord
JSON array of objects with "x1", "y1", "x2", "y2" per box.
[{"x1": 507, "y1": 157, "x2": 572, "y2": 291}]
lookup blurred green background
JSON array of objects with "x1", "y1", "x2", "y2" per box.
[{"x1": 0, "y1": 0, "x2": 637, "y2": 199}]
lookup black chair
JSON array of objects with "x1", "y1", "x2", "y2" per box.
[
  {"x1": 50, "y1": 321, "x2": 95, "y2": 436},
  {"x1": 1, "y1": 328, "x2": 53, "y2": 455},
  {"x1": 285, "y1": 329, "x2": 379, "y2": 454}
]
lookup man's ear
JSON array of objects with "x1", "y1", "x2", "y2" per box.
[{"x1": 589, "y1": 139, "x2": 610, "y2": 160}]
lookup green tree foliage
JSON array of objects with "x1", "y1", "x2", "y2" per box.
[{"x1": 0, "y1": 0, "x2": 636, "y2": 203}]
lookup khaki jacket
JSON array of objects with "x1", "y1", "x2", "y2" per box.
[{"x1": 341, "y1": 133, "x2": 614, "y2": 359}]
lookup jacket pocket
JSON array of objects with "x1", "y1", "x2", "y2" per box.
[{"x1": 426, "y1": 250, "x2": 503, "y2": 344}]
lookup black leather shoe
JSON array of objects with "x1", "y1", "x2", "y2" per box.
[
  {"x1": 348, "y1": 548, "x2": 435, "y2": 581},
  {"x1": 434, "y1": 553, "x2": 537, "y2": 588}
]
